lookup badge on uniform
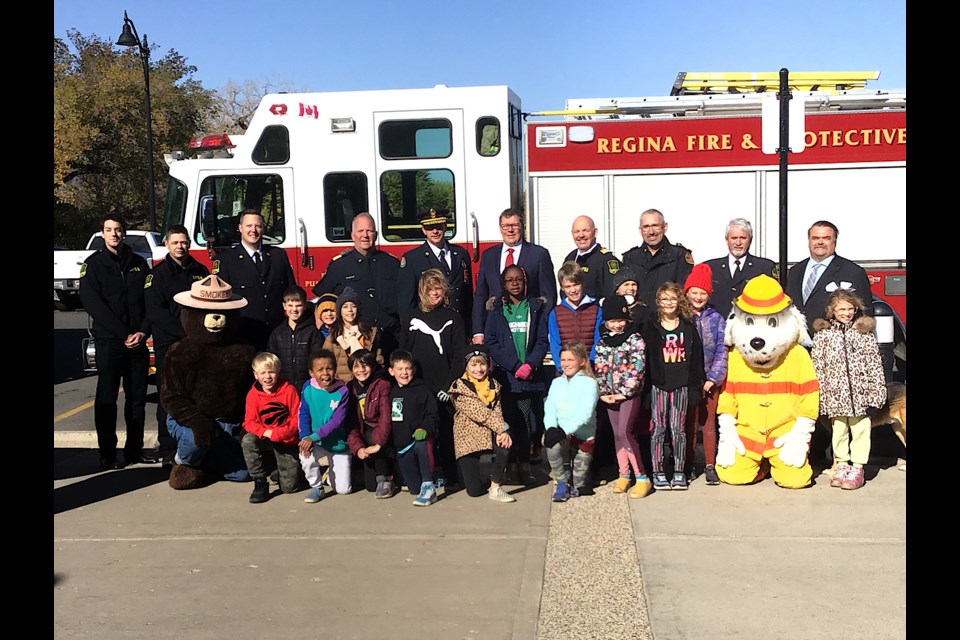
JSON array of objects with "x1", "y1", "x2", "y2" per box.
[
  {"x1": 400, "y1": 256, "x2": 406, "y2": 268},
  {"x1": 212, "y1": 259, "x2": 221, "y2": 274},
  {"x1": 144, "y1": 274, "x2": 153, "y2": 288},
  {"x1": 79, "y1": 264, "x2": 87, "y2": 278},
  {"x1": 607, "y1": 260, "x2": 619, "y2": 274},
  {"x1": 685, "y1": 252, "x2": 694, "y2": 265},
  {"x1": 581, "y1": 266, "x2": 590, "y2": 273}
]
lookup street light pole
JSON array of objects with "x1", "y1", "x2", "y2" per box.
[{"x1": 117, "y1": 11, "x2": 157, "y2": 232}]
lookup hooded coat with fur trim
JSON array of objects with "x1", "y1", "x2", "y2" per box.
[{"x1": 810, "y1": 316, "x2": 886, "y2": 417}]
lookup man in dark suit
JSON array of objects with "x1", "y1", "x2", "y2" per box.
[
  {"x1": 472, "y1": 208, "x2": 557, "y2": 344},
  {"x1": 785, "y1": 220, "x2": 873, "y2": 338},
  {"x1": 563, "y1": 215, "x2": 621, "y2": 301},
  {"x1": 212, "y1": 210, "x2": 295, "y2": 351},
  {"x1": 397, "y1": 209, "x2": 473, "y2": 334},
  {"x1": 705, "y1": 218, "x2": 776, "y2": 319}
]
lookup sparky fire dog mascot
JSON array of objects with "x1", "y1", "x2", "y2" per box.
[{"x1": 716, "y1": 275, "x2": 819, "y2": 488}]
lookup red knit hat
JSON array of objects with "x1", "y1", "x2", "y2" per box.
[{"x1": 684, "y1": 263, "x2": 713, "y2": 295}]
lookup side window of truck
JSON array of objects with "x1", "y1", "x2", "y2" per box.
[
  {"x1": 379, "y1": 119, "x2": 452, "y2": 159},
  {"x1": 477, "y1": 117, "x2": 500, "y2": 156},
  {"x1": 379, "y1": 169, "x2": 455, "y2": 241},
  {"x1": 196, "y1": 174, "x2": 286, "y2": 247},
  {"x1": 252, "y1": 126, "x2": 290, "y2": 165},
  {"x1": 324, "y1": 172, "x2": 369, "y2": 242}
]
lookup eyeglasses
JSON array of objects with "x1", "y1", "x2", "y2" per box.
[
  {"x1": 500, "y1": 223, "x2": 522, "y2": 231},
  {"x1": 641, "y1": 224, "x2": 663, "y2": 231},
  {"x1": 504, "y1": 277, "x2": 525, "y2": 284}
]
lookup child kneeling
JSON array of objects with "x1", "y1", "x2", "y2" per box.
[
  {"x1": 389, "y1": 350, "x2": 440, "y2": 507},
  {"x1": 542, "y1": 341, "x2": 600, "y2": 502},
  {"x1": 298, "y1": 349, "x2": 352, "y2": 503},
  {"x1": 449, "y1": 346, "x2": 516, "y2": 503}
]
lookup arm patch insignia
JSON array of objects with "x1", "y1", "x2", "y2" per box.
[
  {"x1": 144, "y1": 274, "x2": 153, "y2": 288},
  {"x1": 212, "y1": 260, "x2": 221, "y2": 274}
]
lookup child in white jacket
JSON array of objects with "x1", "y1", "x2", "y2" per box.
[{"x1": 542, "y1": 341, "x2": 600, "y2": 502}]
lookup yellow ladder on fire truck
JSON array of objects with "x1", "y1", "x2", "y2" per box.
[{"x1": 671, "y1": 71, "x2": 880, "y2": 96}]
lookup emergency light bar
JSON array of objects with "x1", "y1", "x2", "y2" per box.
[{"x1": 188, "y1": 134, "x2": 235, "y2": 150}]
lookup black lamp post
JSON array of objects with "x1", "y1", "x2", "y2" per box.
[{"x1": 117, "y1": 11, "x2": 157, "y2": 232}]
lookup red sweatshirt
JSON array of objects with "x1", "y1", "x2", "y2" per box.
[{"x1": 243, "y1": 380, "x2": 301, "y2": 444}]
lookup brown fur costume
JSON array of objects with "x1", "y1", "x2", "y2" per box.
[{"x1": 161, "y1": 304, "x2": 255, "y2": 489}]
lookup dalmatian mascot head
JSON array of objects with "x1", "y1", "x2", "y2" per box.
[
  {"x1": 716, "y1": 275, "x2": 819, "y2": 489},
  {"x1": 724, "y1": 274, "x2": 810, "y2": 368}
]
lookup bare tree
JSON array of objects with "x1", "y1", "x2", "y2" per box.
[{"x1": 203, "y1": 78, "x2": 308, "y2": 135}]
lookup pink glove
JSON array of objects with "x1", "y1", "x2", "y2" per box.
[{"x1": 515, "y1": 363, "x2": 533, "y2": 380}]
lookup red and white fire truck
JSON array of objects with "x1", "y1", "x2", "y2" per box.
[{"x1": 161, "y1": 73, "x2": 905, "y2": 347}]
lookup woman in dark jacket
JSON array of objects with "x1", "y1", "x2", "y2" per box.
[{"x1": 484, "y1": 265, "x2": 550, "y2": 480}]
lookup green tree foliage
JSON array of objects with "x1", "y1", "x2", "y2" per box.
[{"x1": 54, "y1": 30, "x2": 214, "y2": 246}]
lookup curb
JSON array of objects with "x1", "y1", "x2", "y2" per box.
[{"x1": 54, "y1": 431, "x2": 159, "y2": 449}]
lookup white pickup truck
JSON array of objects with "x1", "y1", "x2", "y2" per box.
[{"x1": 53, "y1": 230, "x2": 167, "y2": 311}]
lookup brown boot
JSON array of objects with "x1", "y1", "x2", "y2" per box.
[{"x1": 168, "y1": 463, "x2": 214, "y2": 490}]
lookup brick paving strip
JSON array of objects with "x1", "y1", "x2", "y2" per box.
[{"x1": 537, "y1": 484, "x2": 654, "y2": 640}]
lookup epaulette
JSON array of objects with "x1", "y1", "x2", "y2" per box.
[
  {"x1": 332, "y1": 252, "x2": 345, "y2": 261},
  {"x1": 600, "y1": 247, "x2": 611, "y2": 254},
  {"x1": 675, "y1": 243, "x2": 694, "y2": 264}
]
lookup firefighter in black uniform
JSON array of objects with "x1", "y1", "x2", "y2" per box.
[
  {"x1": 144, "y1": 224, "x2": 210, "y2": 468},
  {"x1": 397, "y1": 209, "x2": 474, "y2": 334},
  {"x1": 211, "y1": 210, "x2": 295, "y2": 351},
  {"x1": 78, "y1": 213, "x2": 157, "y2": 470},
  {"x1": 621, "y1": 208, "x2": 695, "y2": 306},
  {"x1": 312, "y1": 212, "x2": 401, "y2": 357},
  {"x1": 564, "y1": 215, "x2": 621, "y2": 301}
]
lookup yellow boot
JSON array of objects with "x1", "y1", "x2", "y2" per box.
[
  {"x1": 612, "y1": 477, "x2": 631, "y2": 493},
  {"x1": 630, "y1": 476, "x2": 652, "y2": 499}
]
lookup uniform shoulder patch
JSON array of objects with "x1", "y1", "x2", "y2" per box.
[
  {"x1": 606, "y1": 260, "x2": 620, "y2": 274},
  {"x1": 332, "y1": 253, "x2": 344, "y2": 261},
  {"x1": 79, "y1": 263, "x2": 87, "y2": 278},
  {"x1": 212, "y1": 260, "x2": 220, "y2": 274},
  {"x1": 400, "y1": 256, "x2": 406, "y2": 268},
  {"x1": 685, "y1": 251, "x2": 694, "y2": 265},
  {"x1": 144, "y1": 274, "x2": 153, "y2": 289}
]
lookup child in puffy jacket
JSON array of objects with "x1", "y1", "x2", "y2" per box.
[{"x1": 594, "y1": 295, "x2": 651, "y2": 499}]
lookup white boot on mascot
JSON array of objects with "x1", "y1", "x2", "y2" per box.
[{"x1": 716, "y1": 274, "x2": 820, "y2": 488}]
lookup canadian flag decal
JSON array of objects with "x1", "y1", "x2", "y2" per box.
[{"x1": 300, "y1": 103, "x2": 319, "y2": 119}]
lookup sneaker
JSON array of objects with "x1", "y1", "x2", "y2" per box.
[
  {"x1": 612, "y1": 477, "x2": 631, "y2": 494},
  {"x1": 841, "y1": 465, "x2": 865, "y2": 490},
  {"x1": 249, "y1": 478, "x2": 270, "y2": 504},
  {"x1": 630, "y1": 477, "x2": 653, "y2": 499},
  {"x1": 551, "y1": 482, "x2": 571, "y2": 502},
  {"x1": 303, "y1": 486, "x2": 324, "y2": 503},
  {"x1": 704, "y1": 465, "x2": 720, "y2": 486},
  {"x1": 413, "y1": 482, "x2": 437, "y2": 506},
  {"x1": 570, "y1": 485, "x2": 583, "y2": 498},
  {"x1": 375, "y1": 479, "x2": 394, "y2": 499},
  {"x1": 671, "y1": 472, "x2": 688, "y2": 490},
  {"x1": 488, "y1": 486, "x2": 516, "y2": 503},
  {"x1": 830, "y1": 463, "x2": 851, "y2": 488},
  {"x1": 652, "y1": 473, "x2": 671, "y2": 490}
]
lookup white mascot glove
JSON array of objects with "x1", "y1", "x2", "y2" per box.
[
  {"x1": 773, "y1": 417, "x2": 816, "y2": 468},
  {"x1": 716, "y1": 414, "x2": 745, "y2": 468}
]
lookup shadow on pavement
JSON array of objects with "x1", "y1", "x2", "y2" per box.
[{"x1": 54, "y1": 467, "x2": 169, "y2": 514}]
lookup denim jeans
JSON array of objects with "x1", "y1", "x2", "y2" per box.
[{"x1": 166, "y1": 416, "x2": 250, "y2": 482}]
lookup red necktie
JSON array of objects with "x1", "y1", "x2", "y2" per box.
[{"x1": 505, "y1": 247, "x2": 515, "y2": 268}]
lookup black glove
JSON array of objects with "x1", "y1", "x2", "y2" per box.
[
  {"x1": 542, "y1": 427, "x2": 566, "y2": 449},
  {"x1": 188, "y1": 417, "x2": 219, "y2": 448}
]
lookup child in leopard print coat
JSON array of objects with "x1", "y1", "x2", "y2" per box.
[{"x1": 811, "y1": 289, "x2": 886, "y2": 491}]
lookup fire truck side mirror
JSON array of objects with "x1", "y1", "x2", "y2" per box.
[{"x1": 200, "y1": 195, "x2": 219, "y2": 245}]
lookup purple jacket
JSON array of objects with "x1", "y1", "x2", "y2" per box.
[{"x1": 694, "y1": 305, "x2": 727, "y2": 387}]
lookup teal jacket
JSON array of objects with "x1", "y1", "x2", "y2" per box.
[
  {"x1": 544, "y1": 371, "x2": 599, "y2": 441},
  {"x1": 298, "y1": 378, "x2": 350, "y2": 453}
]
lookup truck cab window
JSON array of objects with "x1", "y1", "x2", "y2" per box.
[
  {"x1": 252, "y1": 125, "x2": 290, "y2": 165},
  {"x1": 195, "y1": 174, "x2": 286, "y2": 250},
  {"x1": 324, "y1": 172, "x2": 369, "y2": 242},
  {"x1": 477, "y1": 117, "x2": 500, "y2": 156},
  {"x1": 380, "y1": 169, "x2": 455, "y2": 241}
]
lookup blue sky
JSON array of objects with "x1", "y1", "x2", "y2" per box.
[{"x1": 54, "y1": 0, "x2": 906, "y2": 112}]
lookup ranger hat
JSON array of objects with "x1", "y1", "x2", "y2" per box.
[
  {"x1": 419, "y1": 208, "x2": 449, "y2": 227},
  {"x1": 734, "y1": 274, "x2": 791, "y2": 315},
  {"x1": 173, "y1": 274, "x2": 248, "y2": 310}
]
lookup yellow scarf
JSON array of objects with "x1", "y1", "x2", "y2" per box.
[{"x1": 462, "y1": 373, "x2": 497, "y2": 407}]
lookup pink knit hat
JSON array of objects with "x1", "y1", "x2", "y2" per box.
[{"x1": 683, "y1": 263, "x2": 713, "y2": 295}]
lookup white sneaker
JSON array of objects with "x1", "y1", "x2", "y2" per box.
[{"x1": 488, "y1": 486, "x2": 516, "y2": 503}]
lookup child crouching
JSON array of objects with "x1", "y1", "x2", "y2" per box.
[
  {"x1": 389, "y1": 349, "x2": 440, "y2": 507},
  {"x1": 542, "y1": 341, "x2": 600, "y2": 502},
  {"x1": 298, "y1": 349, "x2": 352, "y2": 502}
]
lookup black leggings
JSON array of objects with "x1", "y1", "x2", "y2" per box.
[
  {"x1": 456, "y1": 441, "x2": 510, "y2": 497},
  {"x1": 359, "y1": 448, "x2": 395, "y2": 492}
]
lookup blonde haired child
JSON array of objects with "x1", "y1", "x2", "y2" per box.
[{"x1": 541, "y1": 341, "x2": 600, "y2": 502}]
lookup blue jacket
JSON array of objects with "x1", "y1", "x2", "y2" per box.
[
  {"x1": 484, "y1": 296, "x2": 551, "y2": 394},
  {"x1": 298, "y1": 378, "x2": 350, "y2": 453},
  {"x1": 544, "y1": 372, "x2": 599, "y2": 441}
]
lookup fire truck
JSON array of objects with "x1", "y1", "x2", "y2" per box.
[{"x1": 161, "y1": 73, "x2": 905, "y2": 361}]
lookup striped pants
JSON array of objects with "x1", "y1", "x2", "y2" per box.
[{"x1": 650, "y1": 386, "x2": 689, "y2": 474}]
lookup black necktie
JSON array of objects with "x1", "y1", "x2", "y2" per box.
[
  {"x1": 440, "y1": 248, "x2": 450, "y2": 275},
  {"x1": 253, "y1": 251, "x2": 263, "y2": 275},
  {"x1": 734, "y1": 259, "x2": 741, "y2": 276}
]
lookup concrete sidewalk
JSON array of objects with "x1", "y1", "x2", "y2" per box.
[{"x1": 54, "y1": 437, "x2": 906, "y2": 640}]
